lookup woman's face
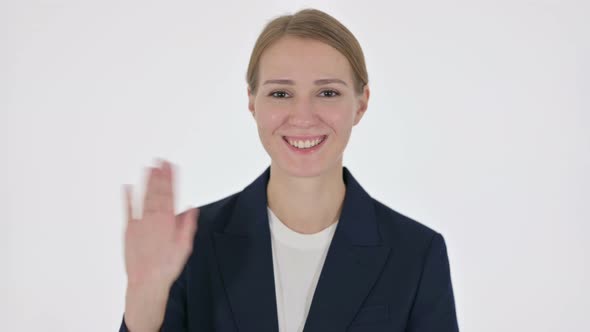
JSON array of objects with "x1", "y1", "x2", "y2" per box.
[{"x1": 248, "y1": 36, "x2": 369, "y2": 178}]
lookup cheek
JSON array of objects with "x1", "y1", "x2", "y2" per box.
[
  {"x1": 319, "y1": 105, "x2": 356, "y2": 130},
  {"x1": 255, "y1": 107, "x2": 286, "y2": 133}
]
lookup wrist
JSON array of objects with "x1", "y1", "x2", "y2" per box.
[{"x1": 124, "y1": 283, "x2": 170, "y2": 332}]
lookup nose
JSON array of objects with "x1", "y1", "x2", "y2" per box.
[{"x1": 288, "y1": 96, "x2": 318, "y2": 127}]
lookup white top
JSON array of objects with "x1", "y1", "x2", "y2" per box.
[{"x1": 268, "y1": 206, "x2": 338, "y2": 332}]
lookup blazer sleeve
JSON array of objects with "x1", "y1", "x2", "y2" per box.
[{"x1": 406, "y1": 232, "x2": 460, "y2": 332}]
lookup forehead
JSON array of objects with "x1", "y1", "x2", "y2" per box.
[{"x1": 258, "y1": 36, "x2": 353, "y2": 82}]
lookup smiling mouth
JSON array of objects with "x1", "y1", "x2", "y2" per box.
[{"x1": 282, "y1": 135, "x2": 328, "y2": 150}]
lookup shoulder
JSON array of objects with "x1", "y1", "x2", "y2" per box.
[
  {"x1": 176, "y1": 191, "x2": 241, "y2": 234},
  {"x1": 371, "y1": 197, "x2": 443, "y2": 253},
  {"x1": 175, "y1": 192, "x2": 241, "y2": 271}
]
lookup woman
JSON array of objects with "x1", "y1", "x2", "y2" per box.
[{"x1": 120, "y1": 8, "x2": 459, "y2": 332}]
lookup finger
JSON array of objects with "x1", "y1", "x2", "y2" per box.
[
  {"x1": 149, "y1": 160, "x2": 173, "y2": 210},
  {"x1": 161, "y1": 159, "x2": 172, "y2": 181},
  {"x1": 142, "y1": 167, "x2": 161, "y2": 217},
  {"x1": 124, "y1": 184, "x2": 134, "y2": 223},
  {"x1": 158, "y1": 160, "x2": 175, "y2": 214}
]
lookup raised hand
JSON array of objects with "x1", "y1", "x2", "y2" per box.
[
  {"x1": 122, "y1": 159, "x2": 198, "y2": 331},
  {"x1": 124, "y1": 159, "x2": 198, "y2": 287}
]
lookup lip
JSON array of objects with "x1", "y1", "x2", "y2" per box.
[
  {"x1": 282, "y1": 135, "x2": 328, "y2": 154},
  {"x1": 283, "y1": 135, "x2": 326, "y2": 141}
]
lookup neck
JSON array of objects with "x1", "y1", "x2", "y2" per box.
[{"x1": 267, "y1": 162, "x2": 346, "y2": 234}]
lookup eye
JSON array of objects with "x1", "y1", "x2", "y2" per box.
[
  {"x1": 269, "y1": 90, "x2": 290, "y2": 98},
  {"x1": 320, "y1": 89, "x2": 340, "y2": 97}
]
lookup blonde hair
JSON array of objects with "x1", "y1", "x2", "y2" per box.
[{"x1": 246, "y1": 8, "x2": 369, "y2": 96}]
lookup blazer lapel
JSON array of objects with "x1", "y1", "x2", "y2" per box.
[
  {"x1": 213, "y1": 167, "x2": 279, "y2": 331},
  {"x1": 302, "y1": 167, "x2": 391, "y2": 332},
  {"x1": 213, "y1": 166, "x2": 391, "y2": 332}
]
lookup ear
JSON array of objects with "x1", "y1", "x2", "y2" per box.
[
  {"x1": 353, "y1": 85, "x2": 370, "y2": 126},
  {"x1": 247, "y1": 86, "x2": 255, "y2": 116}
]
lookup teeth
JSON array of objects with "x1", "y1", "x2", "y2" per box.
[{"x1": 287, "y1": 136, "x2": 325, "y2": 149}]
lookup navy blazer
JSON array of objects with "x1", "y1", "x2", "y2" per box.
[{"x1": 120, "y1": 166, "x2": 459, "y2": 331}]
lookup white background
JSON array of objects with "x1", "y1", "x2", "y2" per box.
[{"x1": 1, "y1": 0, "x2": 588, "y2": 331}]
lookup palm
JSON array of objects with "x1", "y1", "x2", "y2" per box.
[{"x1": 123, "y1": 160, "x2": 198, "y2": 287}]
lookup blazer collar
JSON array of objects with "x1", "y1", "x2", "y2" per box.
[
  {"x1": 223, "y1": 165, "x2": 381, "y2": 246},
  {"x1": 213, "y1": 166, "x2": 390, "y2": 332}
]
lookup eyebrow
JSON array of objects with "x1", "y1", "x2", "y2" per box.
[{"x1": 262, "y1": 78, "x2": 348, "y2": 86}]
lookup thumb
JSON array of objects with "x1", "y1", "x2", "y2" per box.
[{"x1": 178, "y1": 207, "x2": 199, "y2": 248}]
